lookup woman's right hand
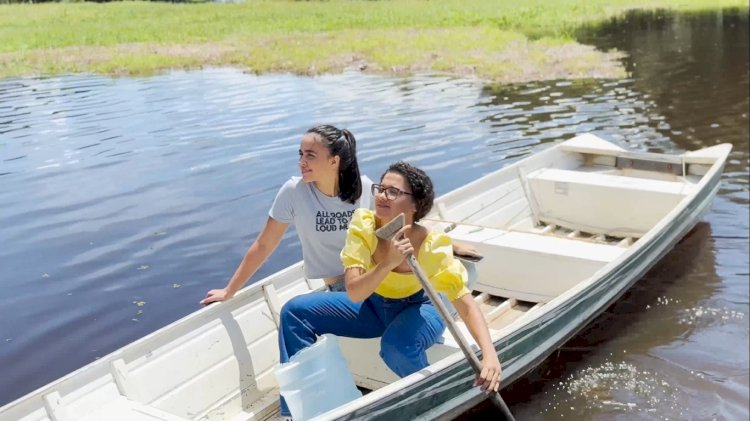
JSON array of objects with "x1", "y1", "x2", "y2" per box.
[
  {"x1": 383, "y1": 226, "x2": 414, "y2": 270},
  {"x1": 200, "y1": 288, "x2": 234, "y2": 306}
]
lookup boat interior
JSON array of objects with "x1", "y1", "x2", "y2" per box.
[
  {"x1": 6, "y1": 136, "x2": 722, "y2": 421},
  {"x1": 338, "y1": 136, "x2": 713, "y2": 394}
]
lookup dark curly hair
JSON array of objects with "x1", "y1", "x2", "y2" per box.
[
  {"x1": 381, "y1": 161, "x2": 434, "y2": 222},
  {"x1": 306, "y1": 124, "x2": 362, "y2": 204}
]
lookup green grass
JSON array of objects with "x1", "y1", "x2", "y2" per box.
[{"x1": 0, "y1": 0, "x2": 746, "y2": 79}]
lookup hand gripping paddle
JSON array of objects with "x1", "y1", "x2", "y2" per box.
[{"x1": 375, "y1": 213, "x2": 515, "y2": 420}]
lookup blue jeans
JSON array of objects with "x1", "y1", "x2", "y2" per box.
[
  {"x1": 278, "y1": 290, "x2": 445, "y2": 417},
  {"x1": 326, "y1": 278, "x2": 346, "y2": 292}
]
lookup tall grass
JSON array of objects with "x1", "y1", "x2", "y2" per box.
[{"x1": 0, "y1": 0, "x2": 746, "y2": 78}]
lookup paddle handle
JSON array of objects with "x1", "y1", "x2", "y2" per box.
[{"x1": 406, "y1": 255, "x2": 515, "y2": 421}]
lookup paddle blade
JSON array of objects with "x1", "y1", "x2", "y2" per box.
[{"x1": 374, "y1": 213, "x2": 405, "y2": 241}]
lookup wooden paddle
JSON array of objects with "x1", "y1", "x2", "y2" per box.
[{"x1": 375, "y1": 213, "x2": 515, "y2": 421}]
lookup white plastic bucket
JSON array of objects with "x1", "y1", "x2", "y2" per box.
[{"x1": 275, "y1": 334, "x2": 362, "y2": 420}]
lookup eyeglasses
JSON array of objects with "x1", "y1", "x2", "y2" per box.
[{"x1": 371, "y1": 184, "x2": 413, "y2": 200}]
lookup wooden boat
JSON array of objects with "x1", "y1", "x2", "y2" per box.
[{"x1": 0, "y1": 134, "x2": 731, "y2": 421}]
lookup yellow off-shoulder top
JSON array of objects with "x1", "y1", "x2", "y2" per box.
[{"x1": 340, "y1": 208, "x2": 470, "y2": 302}]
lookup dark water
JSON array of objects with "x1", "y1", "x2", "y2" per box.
[{"x1": 0, "y1": 8, "x2": 747, "y2": 420}]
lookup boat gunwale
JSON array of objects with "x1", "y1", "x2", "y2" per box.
[{"x1": 0, "y1": 261, "x2": 312, "y2": 417}]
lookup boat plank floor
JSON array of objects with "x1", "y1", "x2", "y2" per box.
[{"x1": 487, "y1": 301, "x2": 537, "y2": 331}]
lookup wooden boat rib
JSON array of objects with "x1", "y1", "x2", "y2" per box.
[{"x1": 0, "y1": 134, "x2": 732, "y2": 421}]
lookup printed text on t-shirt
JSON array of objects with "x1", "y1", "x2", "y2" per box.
[{"x1": 315, "y1": 210, "x2": 356, "y2": 232}]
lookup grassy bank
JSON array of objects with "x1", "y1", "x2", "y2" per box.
[{"x1": 0, "y1": 0, "x2": 746, "y2": 80}]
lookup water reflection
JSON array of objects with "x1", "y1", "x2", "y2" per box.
[
  {"x1": 579, "y1": 9, "x2": 749, "y2": 160},
  {"x1": 479, "y1": 79, "x2": 669, "y2": 157}
]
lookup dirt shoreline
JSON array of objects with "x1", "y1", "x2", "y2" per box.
[{"x1": 1, "y1": 37, "x2": 627, "y2": 83}]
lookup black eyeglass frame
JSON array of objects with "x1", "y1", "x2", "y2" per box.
[{"x1": 371, "y1": 183, "x2": 413, "y2": 200}]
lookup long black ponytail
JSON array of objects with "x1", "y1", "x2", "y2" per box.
[{"x1": 305, "y1": 125, "x2": 362, "y2": 204}]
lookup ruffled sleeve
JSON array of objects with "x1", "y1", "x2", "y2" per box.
[
  {"x1": 340, "y1": 208, "x2": 377, "y2": 270},
  {"x1": 421, "y1": 232, "x2": 470, "y2": 302}
]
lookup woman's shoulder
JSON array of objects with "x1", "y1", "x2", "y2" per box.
[
  {"x1": 276, "y1": 176, "x2": 305, "y2": 193},
  {"x1": 283, "y1": 176, "x2": 304, "y2": 188},
  {"x1": 351, "y1": 208, "x2": 375, "y2": 229},
  {"x1": 344, "y1": 209, "x2": 377, "y2": 250},
  {"x1": 422, "y1": 228, "x2": 453, "y2": 254}
]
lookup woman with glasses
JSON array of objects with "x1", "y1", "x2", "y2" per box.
[
  {"x1": 277, "y1": 161, "x2": 501, "y2": 419},
  {"x1": 201, "y1": 124, "x2": 373, "y2": 304}
]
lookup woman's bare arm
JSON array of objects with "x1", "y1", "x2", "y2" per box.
[
  {"x1": 200, "y1": 217, "x2": 288, "y2": 305},
  {"x1": 453, "y1": 294, "x2": 502, "y2": 392}
]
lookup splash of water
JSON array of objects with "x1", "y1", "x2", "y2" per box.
[{"x1": 537, "y1": 358, "x2": 692, "y2": 420}]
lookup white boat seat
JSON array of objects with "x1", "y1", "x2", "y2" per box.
[
  {"x1": 560, "y1": 135, "x2": 721, "y2": 166},
  {"x1": 43, "y1": 393, "x2": 189, "y2": 421},
  {"x1": 525, "y1": 168, "x2": 694, "y2": 237},
  {"x1": 445, "y1": 224, "x2": 626, "y2": 302},
  {"x1": 84, "y1": 397, "x2": 189, "y2": 421}
]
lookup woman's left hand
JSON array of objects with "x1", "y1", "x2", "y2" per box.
[
  {"x1": 452, "y1": 241, "x2": 480, "y2": 258},
  {"x1": 474, "y1": 354, "x2": 502, "y2": 393}
]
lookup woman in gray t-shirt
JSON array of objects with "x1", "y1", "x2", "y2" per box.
[{"x1": 201, "y1": 124, "x2": 371, "y2": 304}]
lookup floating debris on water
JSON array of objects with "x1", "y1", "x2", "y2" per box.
[
  {"x1": 132, "y1": 300, "x2": 146, "y2": 319},
  {"x1": 600, "y1": 400, "x2": 637, "y2": 408},
  {"x1": 649, "y1": 295, "x2": 682, "y2": 308},
  {"x1": 645, "y1": 297, "x2": 745, "y2": 326},
  {"x1": 678, "y1": 305, "x2": 745, "y2": 325}
]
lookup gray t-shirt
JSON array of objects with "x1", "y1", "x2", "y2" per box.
[{"x1": 269, "y1": 175, "x2": 374, "y2": 279}]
